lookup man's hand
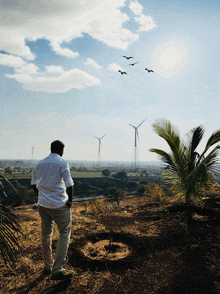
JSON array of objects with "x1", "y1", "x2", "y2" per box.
[
  {"x1": 66, "y1": 201, "x2": 72, "y2": 208},
  {"x1": 66, "y1": 186, "x2": 73, "y2": 202}
]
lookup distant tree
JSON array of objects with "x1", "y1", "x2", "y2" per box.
[
  {"x1": 107, "y1": 186, "x2": 125, "y2": 206},
  {"x1": 114, "y1": 171, "x2": 127, "y2": 180},
  {"x1": 128, "y1": 181, "x2": 138, "y2": 190},
  {"x1": 141, "y1": 170, "x2": 148, "y2": 177},
  {"x1": 102, "y1": 169, "x2": 111, "y2": 177},
  {"x1": 5, "y1": 167, "x2": 12, "y2": 175}
]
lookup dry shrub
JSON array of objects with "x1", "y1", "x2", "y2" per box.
[
  {"x1": 202, "y1": 182, "x2": 220, "y2": 198},
  {"x1": 150, "y1": 184, "x2": 166, "y2": 202},
  {"x1": 89, "y1": 199, "x2": 111, "y2": 215}
]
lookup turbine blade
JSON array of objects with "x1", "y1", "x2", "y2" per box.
[
  {"x1": 100, "y1": 133, "x2": 107, "y2": 139},
  {"x1": 128, "y1": 123, "x2": 136, "y2": 129},
  {"x1": 137, "y1": 117, "x2": 147, "y2": 128}
]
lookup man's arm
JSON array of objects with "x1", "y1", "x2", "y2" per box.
[
  {"x1": 32, "y1": 185, "x2": 38, "y2": 197},
  {"x1": 66, "y1": 185, "x2": 74, "y2": 207}
]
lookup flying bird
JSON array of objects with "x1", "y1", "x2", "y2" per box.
[
  {"x1": 123, "y1": 56, "x2": 134, "y2": 60},
  {"x1": 145, "y1": 68, "x2": 154, "y2": 73},
  {"x1": 118, "y1": 70, "x2": 127, "y2": 75},
  {"x1": 129, "y1": 62, "x2": 139, "y2": 66}
]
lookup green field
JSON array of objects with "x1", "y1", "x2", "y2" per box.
[
  {"x1": 71, "y1": 172, "x2": 102, "y2": 178},
  {"x1": 1, "y1": 171, "x2": 103, "y2": 179}
]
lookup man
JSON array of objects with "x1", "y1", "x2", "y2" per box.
[{"x1": 31, "y1": 140, "x2": 74, "y2": 280}]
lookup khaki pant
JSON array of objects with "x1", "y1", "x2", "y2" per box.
[{"x1": 38, "y1": 204, "x2": 72, "y2": 275}]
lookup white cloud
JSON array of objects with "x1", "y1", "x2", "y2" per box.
[
  {"x1": 45, "y1": 65, "x2": 64, "y2": 74},
  {"x1": 6, "y1": 66, "x2": 101, "y2": 93},
  {"x1": 15, "y1": 63, "x2": 39, "y2": 75},
  {"x1": 50, "y1": 42, "x2": 79, "y2": 59},
  {"x1": 0, "y1": 30, "x2": 36, "y2": 60},
  {"x1": 0, "y1": 0, "x2": 132, "y2": 59},
  {"x1": 85, "y1": 58, "x2": 102, "y2": 69},
  {"x1": 135, "y1": 14, "x2": 157, "y2": 32},
  {"x1": 129, "y1": 0, "x2": 143, "y2": 15},
  {"x1": 0, "y1": 53, "x2": 26, "y2": 68},
  {"x1": 0, "y1": 0, "x2": 157, "y2": 92},
  {"x1": 107, "y1": 62, "x2": 124, "y2": 72},
  {"x1": 0, "y1": 0, "x2": 156, "y2": 60}
]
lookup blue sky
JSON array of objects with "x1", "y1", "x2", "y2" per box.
[{"x1": 0, "y1": 0, "x2": 220, "y2": 162}]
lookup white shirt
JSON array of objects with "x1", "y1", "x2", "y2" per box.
[{"x1": 31, "y1": 153, "x2": 74, "y2": 208}]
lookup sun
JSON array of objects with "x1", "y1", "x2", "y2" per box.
[{"x1": 151, "y1": 40, "x2": 189, "y2": 78}]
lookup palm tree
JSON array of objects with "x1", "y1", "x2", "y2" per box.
[
  {"x1": 149, "y1": 119, "x2": 220, "y2": 205},
  {"x1": 0, "y1": 175, "x2": 21, "y2": 266}
]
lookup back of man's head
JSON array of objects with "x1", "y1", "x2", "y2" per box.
[{"x1": 51, "y1": 140, "x2": 65, "y2": 154}]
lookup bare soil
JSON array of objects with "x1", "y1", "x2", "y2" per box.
[{"x1": 1, "y1": 196, "x2": 220, "y2": 294}]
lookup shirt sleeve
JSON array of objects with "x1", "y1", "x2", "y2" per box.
[{"x1": 63, "y1": 169, "x2": 74, "y2": 187}]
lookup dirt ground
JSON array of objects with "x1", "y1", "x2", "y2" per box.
[{"x1": 1, "y1": 196, "x2": 220, "y2": 294}]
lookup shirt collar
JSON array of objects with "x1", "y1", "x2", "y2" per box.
[{"x1": 49, "y1": 153, "x2": 61, "y2": 157}]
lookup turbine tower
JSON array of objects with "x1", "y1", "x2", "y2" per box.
[
  {"x1": 128, "y1": 118, "x2": 147, "y2": 169},
  {"x1": 94, "y1": 134, "x2": 107, "y2": 163},
  {"x1": 31, "y1": 146, "x2": 35, "y2": 160}
]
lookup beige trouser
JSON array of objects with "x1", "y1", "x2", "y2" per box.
[{"x1": 38, "y1": 204, "x2": 72, "y2": 275}]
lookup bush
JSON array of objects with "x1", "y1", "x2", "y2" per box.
[
  {"x1": 107, "y1": 186, "x2": 125, "y2": 206},
  {"x1": 128, "y1": 181, "x2": 138, "y2": 189},
  {"x1": 137, "y1": 184, "x2": 146, "y2": 194},
  {"x1": 139, "y1": 178, "x2": 148, "y2": 186},
  {"x1": 89, "y1": 199, "x2": 115, "y2": 215},
  {"x1": 112, "y1": 171, "x2": 127, "y2": 180},
  {"x1": 15, "y1": 183, "x2": 37, "y2": 205},
  {"x1": 150, "y1": 184, "x2": 166, "y2": 202}
]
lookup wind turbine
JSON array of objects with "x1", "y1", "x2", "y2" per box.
[
  {"x1": 94, "y1": 134, "x2": 107, "y2": 163},
  {"x1": 128, "y1": 118, "x2": 147, "y2": 168}
]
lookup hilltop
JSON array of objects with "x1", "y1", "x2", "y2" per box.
[{"x1": 1, "y1": 196, "x2": 220, "y2": 294}]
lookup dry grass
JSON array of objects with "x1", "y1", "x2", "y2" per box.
[{"x1": 1, "y1": 196, "x2": 220, "y2": 294}]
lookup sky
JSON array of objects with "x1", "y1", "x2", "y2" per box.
[{"x1": 0, "y1": 0, "x2": 220, "y2": 163}]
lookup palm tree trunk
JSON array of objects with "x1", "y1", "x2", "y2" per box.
[{"x1": 186, "y1": 191, "x2": 192, "y2": 224}]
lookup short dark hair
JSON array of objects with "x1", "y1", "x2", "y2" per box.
[{"x1": 51, "y1": 140, "x2": 65, "y2": 154}]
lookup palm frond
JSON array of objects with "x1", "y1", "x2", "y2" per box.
[
  {"x1": 149, "y1": 148, "x2": 174, "y2": 167},
  {"x1": 0, "y1": 204, "x2": 21, "y2": 266},
  {"x1": 202, "y1": 130, "x2": 220, "y2": 155},
  {"x1": 188, "y1": 125, "x2": 204, "y2": 156},
  {"x1": 0, "y1": 175, "x2": 19, "y2": 196},
  {"x1": 152, "y1": 119, "x2": 186, "y2": 169}
]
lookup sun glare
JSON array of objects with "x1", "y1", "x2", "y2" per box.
[{"x1": 151, "y1": 40, "x2": 189, "y2": 78}]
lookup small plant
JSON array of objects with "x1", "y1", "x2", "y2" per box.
[{"x1": 107, "y1": 186, "x2": 125, "y2": 207}]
